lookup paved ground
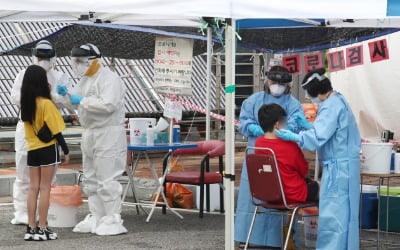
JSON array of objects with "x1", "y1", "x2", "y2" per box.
[
  {"x1": 2, "y1": 144, "x2": 400, "y2": 249},
  {"x1": 0, "y1": 203, "x2": 225, "y2": 250},
  {"x1": 0, "y1": 201, "x2": 399, "y2": 250}
]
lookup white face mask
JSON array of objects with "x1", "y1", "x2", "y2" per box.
[{"x1": 269, "y1": 84, "x2": 286, "y2": 97}]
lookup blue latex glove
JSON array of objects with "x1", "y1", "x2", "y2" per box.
[
  {"x1": 286, "y1": 124, "x2": 294, "y2": 132},
  {"x1": 70, "y1": 94, "x2": 83, "y2": 105},
  {"x1": 275, "y1": 129, "x2": 300, "y2": 142},
  {"x1": 294, "y1": 113, "x2": 312, "y2": 130},
  {"x1": 56, "y1": 84, "x2": 68, "y2": 96},
  {"x1": 248, "y1": 124, "x2": 265, "y2": 137}
]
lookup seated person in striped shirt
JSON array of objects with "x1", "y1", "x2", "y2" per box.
[{"x1": 255, "y1": 103, "x2": 319, "y2": 203}]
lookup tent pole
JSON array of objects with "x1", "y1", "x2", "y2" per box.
[
  {"x1": 224, "y1": 18, "x2": 236, "y2": 250},
  {"x1": 206, "y1": 26, "x2": 212, "y2": 141}
]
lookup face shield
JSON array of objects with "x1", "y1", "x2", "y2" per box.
[
  {"x1": 266, "y1": 71, "x2": 292, "y2": 84},
  {"x1": 70, "y1": 44, "x2": 101, "y2": 78},
  {"x1": 265, "y1": 70, "x2": 292, "y2": 97},
  {"x1": 304, "y1": 90, "x2": 322, "y2": 105},
  {"x1": 32, "y1": 57, "x2": 56, "y2": 72},
  {"x1": 71, "y1": 57, "x2": 90, "y2": 78},
  {"x1": 32, "y1": 40, "x2": 56, "y2": 72},
  {"x1": 302, "y1": 73, "x2": 327, "y2": 104}
]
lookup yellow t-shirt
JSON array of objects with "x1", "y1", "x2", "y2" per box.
[{"x1": 24, "y1": 97, "x2": 66, "y2": 151}]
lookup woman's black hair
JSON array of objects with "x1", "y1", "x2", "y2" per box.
[
  {"x1": 301, "y1": 68, "x2": 332, "y2": 98},
  {"x1": 258, "y1": 103, "x2": 287, "y2": 133},
  {"x1": 20, "y1": 65, "x2": 51, "y2": 124}
]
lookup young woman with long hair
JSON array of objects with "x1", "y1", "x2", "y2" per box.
[{"x1": 20, "y1": 65, "x2": 69, "y2": 241}]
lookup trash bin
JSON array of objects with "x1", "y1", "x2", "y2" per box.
[
  {"x1": 360, "y1": 185, "x2": 378, "y2": 229},
  {"x1": 379, "y1": 186, "x2": 400, "y2": 232},
  {"x1": 302, "y1": 207, "x2": 318, "y2": 248},
  {"x1": 48, "y1": 185, "x2": 83, "y2": 227}
]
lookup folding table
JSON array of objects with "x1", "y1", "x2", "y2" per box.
[{"x1": 124, "y1": 143, "x2": 198, "y2": 222}]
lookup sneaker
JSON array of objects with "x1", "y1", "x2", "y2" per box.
[
  {"x1": 34, "y1": 227, "x2": 57, "y2": 241},
  {"x1": 24, "y1": 226, "x2": 35, "y2": 241}
]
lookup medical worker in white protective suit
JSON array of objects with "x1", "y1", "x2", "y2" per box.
[
  {"x1": 276, "y1": 68, "x2": 361, "y2": 250},
  {"x1": 10, "y1": 40, "x2": 70, "y2": 225},
  {"x1": 56, "y1": 44, "x2": 127, "y2": 236}
]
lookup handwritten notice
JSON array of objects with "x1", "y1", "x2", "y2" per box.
[
  {"x1": 163, "y1": 97, "x2": 183, "y2": 121},
  {"x1": 154, "y1": 36, "x2": 194, "y2": 96}
]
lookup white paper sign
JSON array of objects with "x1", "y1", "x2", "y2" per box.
[
  {"x1": 163, "y1": 98, "x2": 183, "y2": 121},
  {"x1": 154, "y1": 36, "x2": 194, "y2": 96}
]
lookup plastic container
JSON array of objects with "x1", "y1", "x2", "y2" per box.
[
  {"x1": 395, "y1": 153, "x2": 400, "y2": 174},
  {"x1": 360, "y1": 185, "x2": 378, "y2": 229},
  {"x1": 361, "y1": 143, "x2": 392, "y2": 174},
  {"x1": 390, "y1": 151, "x2": 395, "y2": 173},
  {"x1": 48, "y1": 185, "x2": 83, "y2": 228},
  {"x1": 48, "y1": 203, "x2": 78, "y2": 227},
  {"x1": 379, "y1": 195, "x2": 400, "y2": 232},
  {"x1": 379, "y1": 186, "x2": 400, "y2": 196},
  {"x1": 302, "y1": 207, "x2": 319, "y2": 248},
  {"x1": 146, "y1": 126, "x2": 155, "y2": 146},
  {"x1": 173, "y1": 123, "x2": 181, "y2": 143},
  {"x1": 129, "y1": 118, "x2": 156, "y2": 145},
  {"x1": 195, "y1": 184, "x2": 221, "y2": 211}
]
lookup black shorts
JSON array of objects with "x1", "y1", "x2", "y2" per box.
[
  {"x1": 27, "y1": 144, "x2": 60, "y2": 167},
  {"x1": 306, "y1": 181, "x2": 319, "y2": 202}
]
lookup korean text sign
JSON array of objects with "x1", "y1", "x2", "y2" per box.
[{"x1": 154, "y1": 36, "x2": 194, "y2": 96}]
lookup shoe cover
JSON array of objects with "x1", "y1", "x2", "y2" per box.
[
  {"x1": 11, "y1": 212, "x2": 28, "y2": 225},
  {"x1": 72, "y1": 214, "x2": 98, "y2": 233},
  {"x1": 95, "y1": 214, "x2": 127, "y2": 236}
]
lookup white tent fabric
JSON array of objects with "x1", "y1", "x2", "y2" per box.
[
  {"x1": 326, "y1": 18, "x2": 400, "y2": 28},
  {"x1": 0, "y1": 11, "x2": 201, "y2": 27},
  {"x1": 1, "y1": 1, "x2": 400, "y2": 249},
  {"x1": 0, "y1": 0, "x2": 395, "y2": 19},
  {"x1": 231, "y1": 0, "x2": 389, "y2": 18},
  {"x1": 330, "y1": 31, "x2": 400, "y2": 142}
]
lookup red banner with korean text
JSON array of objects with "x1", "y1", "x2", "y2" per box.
[{"x1": 282, "y1": 54, "x2": 301, "y2": 74}]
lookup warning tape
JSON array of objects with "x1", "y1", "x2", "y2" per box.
[{"x1": 166, "y1": 94, "x2": 240, "y2": 126}]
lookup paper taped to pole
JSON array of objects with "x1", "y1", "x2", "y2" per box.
[
  {"x1": 163, "y1": 97, "x2": 183, "y2": 121},
  {"x1": 154, "y1": 36, "x2": 194, "y2": 96}
]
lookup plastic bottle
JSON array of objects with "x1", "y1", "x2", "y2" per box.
[
  {"x1": 390, "y1": 150, "x2": 395, "y2": 174},
  {"x1": 173, "y1": 119, "x2": 181, "y2": 143},
  {"x1": 395, "y1": 148, "x2": 400, "y2": 174},
  {"x1": 146, "y1": 125, "x2": 155, "y2": 146}
]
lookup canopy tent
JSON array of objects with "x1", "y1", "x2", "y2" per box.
[
  {"x1": 0, "y1": 23, "x2": 211, "y2": 59},
  {"x1": 0, "y1": 0, "x2": 400, "y2": 18},
  {"x1": 1, "y1": 22, "x2": 395, "y2": 59},
  {"x1": 1, "y1": 1, "x2": 400, "y2": 249}
]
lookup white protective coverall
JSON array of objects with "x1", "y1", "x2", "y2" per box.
[{"x1": 67, "y1": 61, "x2": 128, "y2": 236}]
